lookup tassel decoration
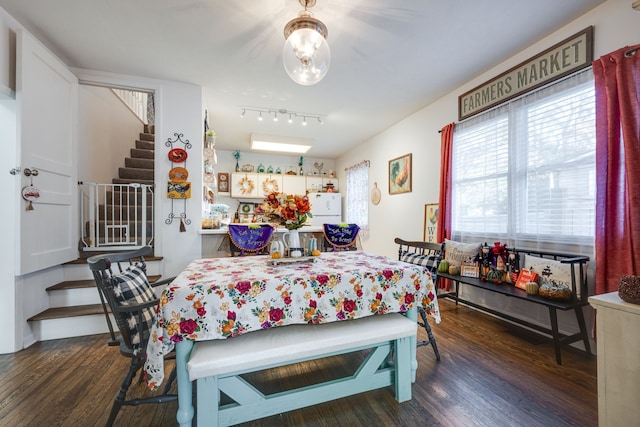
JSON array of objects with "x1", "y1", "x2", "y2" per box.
[{"x1": 180, "y1": 218, "x2": 186, "y2": 232}]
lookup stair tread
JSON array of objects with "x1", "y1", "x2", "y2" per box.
[
  {"x1": 28, "y1": 304, "x2": 106, "y2": 321},
  {"x1": 47, "y1": 275, "x2": 162, "y2": 291}
]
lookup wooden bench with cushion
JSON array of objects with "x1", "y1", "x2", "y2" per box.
[{"x1": 186, "y1": 313, "x2": 417, "y2": 427}]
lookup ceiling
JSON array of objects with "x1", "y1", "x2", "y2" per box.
[{"x1": 0, "y1": 0, "x2": 605, "y2": 159}]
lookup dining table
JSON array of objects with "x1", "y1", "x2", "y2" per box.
[{"x1": 143, "y1": 251, "x2": 440, "y2": 426}]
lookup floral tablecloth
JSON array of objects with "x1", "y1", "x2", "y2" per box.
[{"x1": 144, "y1": 251, "x2": 439, "y2": 389}]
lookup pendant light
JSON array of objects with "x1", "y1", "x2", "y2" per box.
[{"x1": 282, "y1": 0, "x2": 330, "y2": 86}]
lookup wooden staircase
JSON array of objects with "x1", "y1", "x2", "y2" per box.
[{"x1": 28, "y1": 124, "x2": 164, "y2": 341}]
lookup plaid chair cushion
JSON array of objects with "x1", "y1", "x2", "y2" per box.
[
  {"x1": 399, "y1": 250, "x2": 440, "y2": 273},
  {"x1": 112, "y1": 265, "x2": 156, "y2": 350}
]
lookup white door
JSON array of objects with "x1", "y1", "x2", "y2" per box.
[{"x1": 16, "y1": 30, "x2": 78, "y2": 274}]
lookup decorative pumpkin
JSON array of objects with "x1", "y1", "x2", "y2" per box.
[
  {"x1": 618, "y1": 275, "x2": 640, "y2": 304},
  {"x1": 437, "y1": 260, "x2": 450, "y2": 274},
  {"x1": 538, "y1": 282, "x2": 571, "y2": 301},
  {"x1": 486, "y1": 269, "x2": 503, "y2": 283},
  {"x1": 448, "y1": 265, "x2": 460, "y2": 275}
]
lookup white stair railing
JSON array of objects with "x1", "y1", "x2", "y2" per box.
[
  {"x1": 79, "y1": 182, "x2": 154, "y2": 251},
  {"x1": 111, "y1": 88, "x2": 152, "y2": 124}
]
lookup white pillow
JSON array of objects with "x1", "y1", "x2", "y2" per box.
[
  {"x1": 523, "y1": 254, "x2": 573, "y2": 290},
  {"x1": 444, "y1": 239, "x2": 481, "y2": 268}
]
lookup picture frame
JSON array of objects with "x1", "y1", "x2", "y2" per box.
[
  {"x1": 217, "y1": 172, "x2": 229, "y2": 193},
  {"x1": 423, "y1": 203, "x2": 438, "y2": 243},
  {"x1": 388, "y1": 153, "x2": 412, "y2": 194}
]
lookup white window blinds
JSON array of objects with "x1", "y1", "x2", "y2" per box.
[{"x1": 451, "y1": 69, "x2": 595, "y2": 248}]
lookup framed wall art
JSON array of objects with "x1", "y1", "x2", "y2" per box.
[
  {"x1": 423, "y1": 203, "x2": 438, "y2": 243},
  {"x1": 217, "y1": 172, "x2": 229, "y2": 193},
  {"x1": 388, "y1": 153, "x2": 412, "y2": 194}
]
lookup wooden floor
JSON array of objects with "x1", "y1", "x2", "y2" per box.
[{"x1": 0, "y1": 299, "x2": 597, "y2": 427}]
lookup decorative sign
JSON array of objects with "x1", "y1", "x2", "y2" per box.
[
  {"x1": 168, "y1": 181, "x2": 192, "y2": 199},
  {"x1": 458, "y1": 26, "x2": 593, "y2": 121}
]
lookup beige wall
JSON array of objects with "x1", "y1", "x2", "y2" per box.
[{"x1": 336, "y1": 0, "x2": 638, "y2": 259}]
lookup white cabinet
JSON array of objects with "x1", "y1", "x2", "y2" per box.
[
  {"x1": 231, "y1": 173, "x2": 339, "y2": 198},
  {"x1": 282, "y1": 175, "x2": 306, "y2": 195},
  {"x1": 257, "y1": 174, "x2": 283, "y2": 197},
  {"x1": 230, "y1": 173, "x2": 258, "y2": 198},
  {"x1": 589, "y1": 292, "x2": 640, "y2": 427}
]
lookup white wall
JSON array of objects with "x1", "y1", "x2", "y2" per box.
[
  {"x1": 336, "y1": 0, "x2": 638, "y2": 341},
  {"x1": 77, "y1": 85, "x2": 144, "y2": 183}
]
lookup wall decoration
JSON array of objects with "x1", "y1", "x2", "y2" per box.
[
  {"x1": 423, "y1": 203, "x2": 438, "y2": 243},
  {"x1": 165, "y1": 132, "x2": 192, "y2": 231},
  {"x1": 388, "y1": 153, "x2": 412, "y2": 194},
  {"x1": 218, "y1": 172, "x2": 229, "y2": 193}
]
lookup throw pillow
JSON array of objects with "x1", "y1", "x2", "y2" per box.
[
  {"x1": 111, "y1": 265, "x2": 157, "y2": 349},
  {"x1": 523, "y1": 254, "x2": 574, "y2": 294},
  {"x1": 444, "y1": 239, "x2": 481, "y2": 268},
  {"x1": 400, "y1": 250, "x2": 440, "y2": 273}
]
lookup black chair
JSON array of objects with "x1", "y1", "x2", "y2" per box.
[
  {"x1": 395, "y1": 238, "x2": 443, "y2": 361},
  {"x1": 87, "y1": 246, "x2": 177, "y2": 427},
  {"x1": 228, "y1": 223, "x2": 275, "y2": 256},
  {"x1": 322, "y1": 223, "x2": 360, "y2": 251}
]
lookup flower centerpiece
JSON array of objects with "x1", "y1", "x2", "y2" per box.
[{"x1": 258, "y1": 192, "x2": 312, "y2": 230}]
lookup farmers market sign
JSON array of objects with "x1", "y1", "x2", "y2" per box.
[{"x1": 458, "y1": 26, "x2": 593, "y2": 121}]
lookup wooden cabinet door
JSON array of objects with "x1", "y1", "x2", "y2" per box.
[
  {"x1": 231, "y1": 173, "x2": 258, "y2": 198},
  {"x1": 282, "y1": 175, "x2": 306, "y2": 195}
]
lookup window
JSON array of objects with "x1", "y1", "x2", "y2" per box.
[
  {"x1": 345, "y1": 162, "x2": 369, "y2": 238},
  {"x1": 451, "y1": 69, "x2": 595, "y2": 248}
]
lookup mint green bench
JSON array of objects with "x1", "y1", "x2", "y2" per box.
[{"x1": 185, "y1": 313, "x2": 417, "y2": 426}]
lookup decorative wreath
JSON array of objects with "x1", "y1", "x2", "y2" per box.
[
  {"x1": 239, "y1": 176, "x2": 255, "y2": 195},
  {"x1": 262, "y1": 178, "x2": 279, "y2": 194}
]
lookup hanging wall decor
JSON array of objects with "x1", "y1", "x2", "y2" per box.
[{"x1": 165, "y1": 132, "x2": 192, "y2": 232}]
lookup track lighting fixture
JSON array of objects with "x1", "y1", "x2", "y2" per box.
[{"x1": 239, "y1": 107, "x2": 325, "y2": 126}]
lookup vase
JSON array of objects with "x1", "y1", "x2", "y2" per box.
[{"x1": 282, "y1": 229, "x2": 302, "y2": 258}]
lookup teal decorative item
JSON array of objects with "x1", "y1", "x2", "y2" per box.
[
  {"x1": 233, "y1": 150, "x2": 241, "y2": 172},
  {"x1": 257, "y1": 163, "x2": 265, "y2": 173},
  {"x1": 267, "y1": 165, "x2": 274, "y2": 174},
  {"x1": 275, "y1": 167, "x2": 282, "y2": 174}
]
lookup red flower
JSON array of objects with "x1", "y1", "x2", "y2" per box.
[
  {"x1": 382, "y1": 269, "x2": 394, "y2": 280},
  {"x1": 376, "y1": 292, "x2": 383, "y2": 300},
  {"x1": 404, "y1": 294, "x2": 415, "y2": 305},
  {"x1": 227, "y1": 311, "x2": 236, "y2": 321},
  {"x1": 316, "y1": 274, "x2": 329, "y2": 285},
  {"x1": 284, "y1": 296, "x2": 292, "y2": 305},
  {"x1": 343, "y1": 299, "x2": 356, "y2": 313},
  {"x1": 269, "y1": 307, "x2": 284, "y2": 322},
  {"x1": 309, "y1": 299, "x2": 317, "y2": 308},
  {"x1": 179, "y1": 318, "x2": 197, "y2": 335},
  {"x1": 236, "y1": 281, "x2": 251, "y2": 294},
  {"x1": 196, "y1": 306, "x2": 206, "y2": 316}
]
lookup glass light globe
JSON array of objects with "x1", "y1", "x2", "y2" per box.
[{"x1": 282, "y1": 27, "x2": 331, "y2": 86}]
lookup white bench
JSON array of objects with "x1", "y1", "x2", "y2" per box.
[{"x1": 186, "y1": 313, "x2": 417, "y2": 427}]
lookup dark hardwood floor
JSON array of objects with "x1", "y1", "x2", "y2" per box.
[{"x1": 0, "y1": 299, "x2": 597, "y2": 427}]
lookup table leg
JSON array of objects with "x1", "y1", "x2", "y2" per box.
[
  {"x1": 405, "y1": 306, "x2": 418, "y2": 382},
  {"x1": 176, "y1": 340, "x2": 195, "y2": 427}
]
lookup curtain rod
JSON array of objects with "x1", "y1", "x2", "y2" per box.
[{"x1": 344, "y1": 160, "x2": 370, "y2": 171}]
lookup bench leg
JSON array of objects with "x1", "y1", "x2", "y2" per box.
[
  {"x1": 394, "y1": 336, "x2": 412, "y2": 402},
  {"x1": 405, "y1": 307, "x2": 418, "y2": 382},
  {"x1": 417, "y1": 307, "x2": 441, "y2": 361},
  {"x1": 198, "y1": 376, "x2": 220, "y2": 427},
  {"x1": 176, "y1": 340, "x2": 195, "y2": 427},
  {"x1": 548, "y1": 307, "x2": 562, "y2": 365},
  {"x1": 574, "y1": 306, "x2": 592, "y2": 357}
]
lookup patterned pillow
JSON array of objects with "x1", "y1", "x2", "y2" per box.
[
  {"x1": 444, "y1": 239, "x2": 481, "y2": 268},
  {"x1": 111, "y1": 265, "x2": 157, "y2": 350},
  {"x1": 400, "y1": 250, "x2": 440, "y2": 273},
  {"x1": 523, "y1": 254, "x2": 575, "y2": 294}
]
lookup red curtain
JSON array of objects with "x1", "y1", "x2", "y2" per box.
[
  {"x1": 437, "y1": 122, "x2": 455, "y2": 290},
  {"x1": 593, "y1": 45, "x2": 640, "y2": 295}
]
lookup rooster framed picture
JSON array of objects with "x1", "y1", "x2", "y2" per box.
[{"x1": 388, "y1": 153, "x2": 412, "y2": 194}]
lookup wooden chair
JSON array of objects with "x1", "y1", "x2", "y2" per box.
[
  {"x1": 87, "y1": 246, "x2": 177, "y2": 427},
  {"x1": 322, "y1": 223, "x2": 360, "y2": 251},
  {"x1": 395, "y1": 237, "x2": 443, "y2": 361},
  {"x1": 228, "y1": 223, "x2": 275, "y2": 256}
]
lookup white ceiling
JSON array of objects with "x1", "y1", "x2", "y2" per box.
[{"x1": 1, "y1": 0, "x2": 605, "y2": 159}]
